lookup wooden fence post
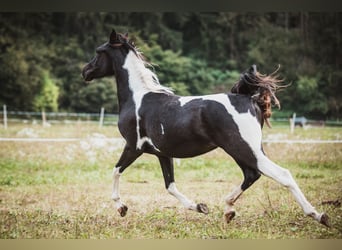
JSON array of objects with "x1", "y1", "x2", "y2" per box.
[
  {"x1": 3, "y1": 105, "x2": 7, "y2": 129},
  {"x1": 41, "y1": 109, "x2": 47, "y2": 127},
  {"x1": 99, "y1": 107, "x2": 105, "y2": 128},
  {"x1": 290, "y1": 112, "x2": 296, "y2": 134}
]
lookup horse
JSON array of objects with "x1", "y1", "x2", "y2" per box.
[{"x1": 82, "y1": 29, "x2": 329, "y2": 226}]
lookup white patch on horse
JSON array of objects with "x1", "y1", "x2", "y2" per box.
[
  {"x1": 202, "y1": 94, "x2": 262, "y2": 150},
  {"x1": 179, "y1": 96, "x2": 199, "y2": 106},
  {"x1": 224, "y1": 185, "x2": 243, "y2": 216},
  {"x1": 112, "y1": 167, "x2": 124, "y2": 209},
  {"x1": 256, "y1": 154, "x2": 323, "y2": 221},
  {"x1": 179, "y1": 93, "x2": 262, "y2": 150},
  {"x1": 160, "y1": 123, "x2": 165, "y2": 135},
  {"x1": 137, "y1": 136, "x2": 161, "y2": 152},
  {"x1": 123, "y1": 51, "x2": 172, "y2": 150},
  {"x1": 167, "y1": 182, "x2": 197, "y2": 211},
  {"x1": 123, "y1": 50, "x2": 173, "y2": 94}
]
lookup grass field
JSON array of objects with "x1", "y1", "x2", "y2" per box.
[{"x1": 0, "y1": 122, "x2": 341, "y2": 239}]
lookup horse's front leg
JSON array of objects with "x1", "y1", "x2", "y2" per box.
[
  {"x1": 158, "y1": 156, "x2": 209, "y2": 214},
  {"x1": 112, "y1": 145, "x2": 142, "y2": 217}
]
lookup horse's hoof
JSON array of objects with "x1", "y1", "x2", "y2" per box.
[
  {"x1": 224, "y1": 211, "x2": 236, "y2": 223},
  {"x1": 320, "y1": 213, "x2": 330, "y2": 227},
  {"x1": 197, "y1": 203, "x2": 209, "y2": 214},
  {"x1": 118, "y1": 205, "x2": 128, "y2": 217}
]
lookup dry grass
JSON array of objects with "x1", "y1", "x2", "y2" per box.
[{"x1": 0, "y1": 123, "x2": 341, "y2": 239}]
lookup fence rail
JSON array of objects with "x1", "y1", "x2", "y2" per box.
[
  {"x1": 1, "y1": 107, "x2": 119, "y2": 127},
  {"x1": 0, "y1": 137, "x2": 341, "y2": 145},
  {"x1": 1, "y1": 106, "x2": 342, "y2": 127}
]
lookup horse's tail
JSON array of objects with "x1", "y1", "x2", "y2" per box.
[{"x1": 231, "y1": 65, "x2": 287, "y2": 128}]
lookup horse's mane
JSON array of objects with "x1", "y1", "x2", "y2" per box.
[
  {"x1": 231, "y1": 65, "x2": 287, "y2": 128},
  {"x1": 120, "y1": 34, "x2": 174, "y2": 95}
]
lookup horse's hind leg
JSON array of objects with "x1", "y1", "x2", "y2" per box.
[
  {"x1": 112, "y1": 145, "x2": 142, "y2": 217},
  {"x1": 257, "y1": 154, "x2": 329, "y2": 226},
  {"x1": 224, "y1": 164, "x2": 261, "y2": 223},
  {"x1": 158, "y1": 156, "x2": 209, "y2": 214}
]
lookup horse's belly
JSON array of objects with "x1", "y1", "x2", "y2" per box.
[
  {"x1": 155, "y1": 137, "x2": 217, "y2": 158},
  {"x1": 168, "y1": 146, "x2": 217, "y2": 158}
]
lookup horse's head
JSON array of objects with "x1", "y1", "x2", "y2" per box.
[{"x1": 82, "y1": 29, "x2": 137, "y2": 81}]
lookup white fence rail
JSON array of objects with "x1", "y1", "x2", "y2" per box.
[
  {"x1": 1, "y1": 106, "x2": 119, "y2": 127},
  {"x1": 1, "y1": 106, "x2": 342, "y2": 129},
  {"x1": 0, "y1": 137, "x2": 341, "y2": 144}
]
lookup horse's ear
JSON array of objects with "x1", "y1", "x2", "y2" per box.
[
  {"x1": 124, "y1": 32, "x2": 128, "y2": 38},
  {"x1": 109, "y1": 29, "x2": 117, "y2": 43}
]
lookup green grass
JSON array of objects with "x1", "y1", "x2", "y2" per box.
[{"x1": 0, "y1": 123, "x2": 341, "y2": 239}]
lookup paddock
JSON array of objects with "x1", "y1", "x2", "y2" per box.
[{"x1": 0, "y1": 123, "x2": 341, "y2": 239}]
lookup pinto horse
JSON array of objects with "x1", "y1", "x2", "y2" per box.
[{"x1": 82, "y1": 30, "x2": 329, "y2": 226}]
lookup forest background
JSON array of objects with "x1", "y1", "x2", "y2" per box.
[{"x1": 0, "y1": 12, "x2": 341, "y2": 119}]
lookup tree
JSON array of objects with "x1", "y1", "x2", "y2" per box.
[
  {"x1": 33, "y1": 70, "x2": 59, "y2": 112},
  {"x1": 0, "y1": 38, "x2": 43, "y2": 110},
  {"x1": 0, "y1": 12, "x2": 340, "y2": 119},
  {"x1": 294, "y1": 76, "x2": 329, "y2": 117},
  {"x1": 70, "y1": 78, "x2": 117, "y2": 113}
]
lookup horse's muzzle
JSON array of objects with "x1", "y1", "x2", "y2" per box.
[{"x1": 82, "y1": 63, "x2": 94, "y2": 82}]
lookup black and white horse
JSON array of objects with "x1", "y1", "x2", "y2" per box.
[{"x1": 82, "y1": 30, "x2": 329, "y2": 226}]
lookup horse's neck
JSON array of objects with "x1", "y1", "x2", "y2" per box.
[
  {"x1": 113, "y1": 67, "x2": 134, "y2": 113},
  {"x1": 113, "y1": 50, "x2": 172, "y2": 113},
  {"x1": 112, "y1": 53, "x2": 145, "y2": 113}
]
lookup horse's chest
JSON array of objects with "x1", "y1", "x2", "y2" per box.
[{"x1": 118, "y1": 111, "x2": 138, "y2": 140}]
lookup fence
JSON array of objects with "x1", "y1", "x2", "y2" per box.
[
  {"x1": 1, "y1": 105, "x2": 342, "y2": 129},
  {"x1": 1, "y1": 105, "x2": 118, "y2": 128}
]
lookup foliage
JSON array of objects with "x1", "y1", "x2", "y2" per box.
[
  {"x1": 294, "y1": 76, "x2": 329, "y2": 117},
  {"x1": 0, "y1": 12, "x2": 341, "y2": 119},
  {"x1": 0, "y1": 37, "x2": 43, "y2": 111},
  {"x1": 71, "y1": 78, "x2": 117, "y2": 113},
  {"x1": 33, "y1": 70, "x2": 59, "y2": 112}
]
